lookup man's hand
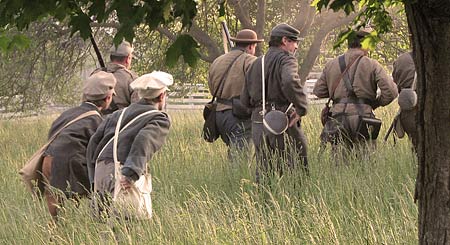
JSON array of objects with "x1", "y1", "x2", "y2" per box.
[
  {"x1": 288, "y1": 110, "x2": 301, "y2": 127},
  {"x1": 120, "y1": 176, "x2": 134, "y2": 190}
]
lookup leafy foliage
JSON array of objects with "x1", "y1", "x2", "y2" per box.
[
  {"x1": 165, "y1": 34, "x2": 201, "y2": 67},
  {"x1": 0, "y1": 19, "x2": 91, "y2": 112},
  {"x1": 0, "y1": 0, "x2": 198, "y2": 65},
  {"x1": 313, "y1": 0, "x2": 404, "y2": 49}
]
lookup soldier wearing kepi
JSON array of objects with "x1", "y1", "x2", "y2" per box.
[
  {"x1": 86, "y1": 71, "x2": 172, "y2": 217},
  {"x1": 241, "y1": 23, "x2": 308, "y2": 183},
  {"x1": 208, "y1": 29, "x2": 263, "y2": 159},
  {"x1": 42, "y1": 71, "x2": 116, "y2": 219},
  {"x1": 392, "y1": 51, "x2": 418, "y2": 151},
  {"x1": 313, "y1": 26, "x2": 398, "y2": 157},
  {"x1": 95, "y1": 40, "x2": 139, "y2": 114}
]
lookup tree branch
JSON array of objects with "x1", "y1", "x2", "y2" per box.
[
  {"x1": 298, "y1": 12, "x2": 356, "y2": 82},
  {"x1": 228, "y1": 0, "x2": 253, "y2": 28}
]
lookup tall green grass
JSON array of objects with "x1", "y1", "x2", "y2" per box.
[{"x1": 0, "y1": 104, "x2": 417, "y2": 244}]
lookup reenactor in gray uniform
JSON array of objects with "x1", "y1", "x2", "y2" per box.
[
  {"x1": 42, "y1": 71, "x2": 116, "y2": 218},
  {"x1": 97, "y1": 40, "x2": 139, "y2": 114},
  {"x1": 313, "y1": 27, "x2": 398, "y2": 157},
  {"x1": 392, "y1": 52, "x2": 418, "y2": 151},
  {"x1": 241, "y1": 23, "x2": 308, "y2": 182},
  {"x1": 86, "y1": 71, "x2": 172, "y2": 215},
  {"x1": 208, "y1": 29, "x2": 263, "y2": 159}
]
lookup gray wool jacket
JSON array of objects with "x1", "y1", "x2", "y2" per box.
[
  {"x1": 45, "y1": 102, "x2": 103, "y2": 195},
  {"x1": 241, "y1": 46, "x2": 308, "y2": 121},
  {"x1": 86, "y1": 99, "x2": 171, "y2": 183}
]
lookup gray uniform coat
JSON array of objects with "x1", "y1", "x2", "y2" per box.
[
  {"x1": 392, "y1": 52, "x2": 417, "y2": 149},
  {"x1": 86, "y1": 100, "x2": 170, "y2": 185},
  {"x1": 241, "y1": 46, "x2": 308, "y2": 181},
  {"x1": 45, "y1": 102, "x2": 103, "y2": 196}
]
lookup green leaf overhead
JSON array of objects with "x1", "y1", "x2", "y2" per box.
[
  {"x1": 0, "y1": 0, "x2": 199, "y2": 65},
  {"x1": 313, "y1": 0, "x2": 403, "y2": 48},
  {"x1": 165, "y1": 34, "x2": 200, "y2": 68}
]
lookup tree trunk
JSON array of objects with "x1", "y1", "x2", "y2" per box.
[{"x1": 405, "y1": 1, "x2": 450, "y2": 244}]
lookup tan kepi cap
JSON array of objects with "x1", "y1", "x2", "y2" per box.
[
  {"x1": 270, "y1": 23, "x2": 302, "y2": 41},
  {"x1": 131, "y1": 71, "x2": 174, "y2": 99},
  {"x1": 110, "y1": 40, "x2": 133, "y2": 56},
  {"x1": 83, "y1": 71, "x2": 117, "y2": 100},
  {"x1": 230, "y1": 29, "x2": 264, "y2": 44}
]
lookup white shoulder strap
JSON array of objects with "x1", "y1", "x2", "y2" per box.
[
  {"x1": 96, "y1": 109, "x2": 161, "y2": 161},
  {"x1": 261, "y1": 55, "x2": 266, "y2": 116},
  {"x1": 412, "y1": 72, "x2": 417, "y2": 90}
]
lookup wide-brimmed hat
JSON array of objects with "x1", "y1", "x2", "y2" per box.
[
  {"x1": 230, "y1": 29, "x2": 264, "y2": 44},
  {"x1": 263, "y1": 110, "x2": 289, "y2": 135}
]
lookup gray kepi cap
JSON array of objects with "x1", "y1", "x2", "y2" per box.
[{"x1": 270, "y1": 23, "x2": 302, "y2": 41}]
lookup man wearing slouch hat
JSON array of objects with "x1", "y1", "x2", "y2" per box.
[{"x1": 208, "y1": 29, "x2": 263, "y2": 161}]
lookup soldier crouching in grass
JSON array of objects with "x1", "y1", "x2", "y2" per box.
[
  {"x1": 42, "y1": 71, "x2": 116, "y2": 219},
  {"x1": 86, "y1": 71, "x2": 172, "y2": 225}
]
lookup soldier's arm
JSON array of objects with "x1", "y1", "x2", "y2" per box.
[
  {"x1": 313, "y1": 68, "x2": 330, "y2": 99},
  {"x1": 280, "y1": 55, "x2": 308, "y2": 116},
  {"x1": 374, "y1": 62, "x2": 399, "y2": 108},
  {"x1": 121, "y1": 113, "x2": 171, "y2": 180},
  {"x1": 241, "y1": 77, "x2": 251, "y2": 108}
]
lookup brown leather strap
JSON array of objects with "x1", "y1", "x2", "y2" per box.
[{"x1": 330, "y1": 55, "x2": 363, "y2": 99}]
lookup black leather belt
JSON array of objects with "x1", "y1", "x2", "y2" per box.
[
  {"x1": 216, "y1": 98, "x2": 232, "y2": 105},
  {"x1": 333, "y1": 97, "x2": 373, "y2": 106}
]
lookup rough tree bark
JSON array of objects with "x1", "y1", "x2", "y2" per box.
[{"x1": 405, "y1": 1, "x2": 450, "y2": 244}]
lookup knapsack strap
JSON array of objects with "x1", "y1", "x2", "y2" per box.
[
  {"x1": 339, "y1": 55, "x2": 363, "y2": 98},
  {"x1": 48, "y1": 110, "x2": 101, "y2": 143},
  {"x1": 96, "y1": 109, "x2": 161, "y2": 162},
  {"x1": 210, "y1": 51, "x2": 244, "y2": 103}
]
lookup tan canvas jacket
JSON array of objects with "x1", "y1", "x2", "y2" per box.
[
  {"x1": 313, "y1": 48, "x2": 398, "y2": 114},
  {"x1": 106, "y1": 63, "x2": 139, "y2": 109},
  {"x1": 208, "y1": 48, "x2": 257, "y2": 111}
]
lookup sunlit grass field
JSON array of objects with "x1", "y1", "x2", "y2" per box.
[{"x1": 0, "y1": 103, "x2": 417, "y2": 244}]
